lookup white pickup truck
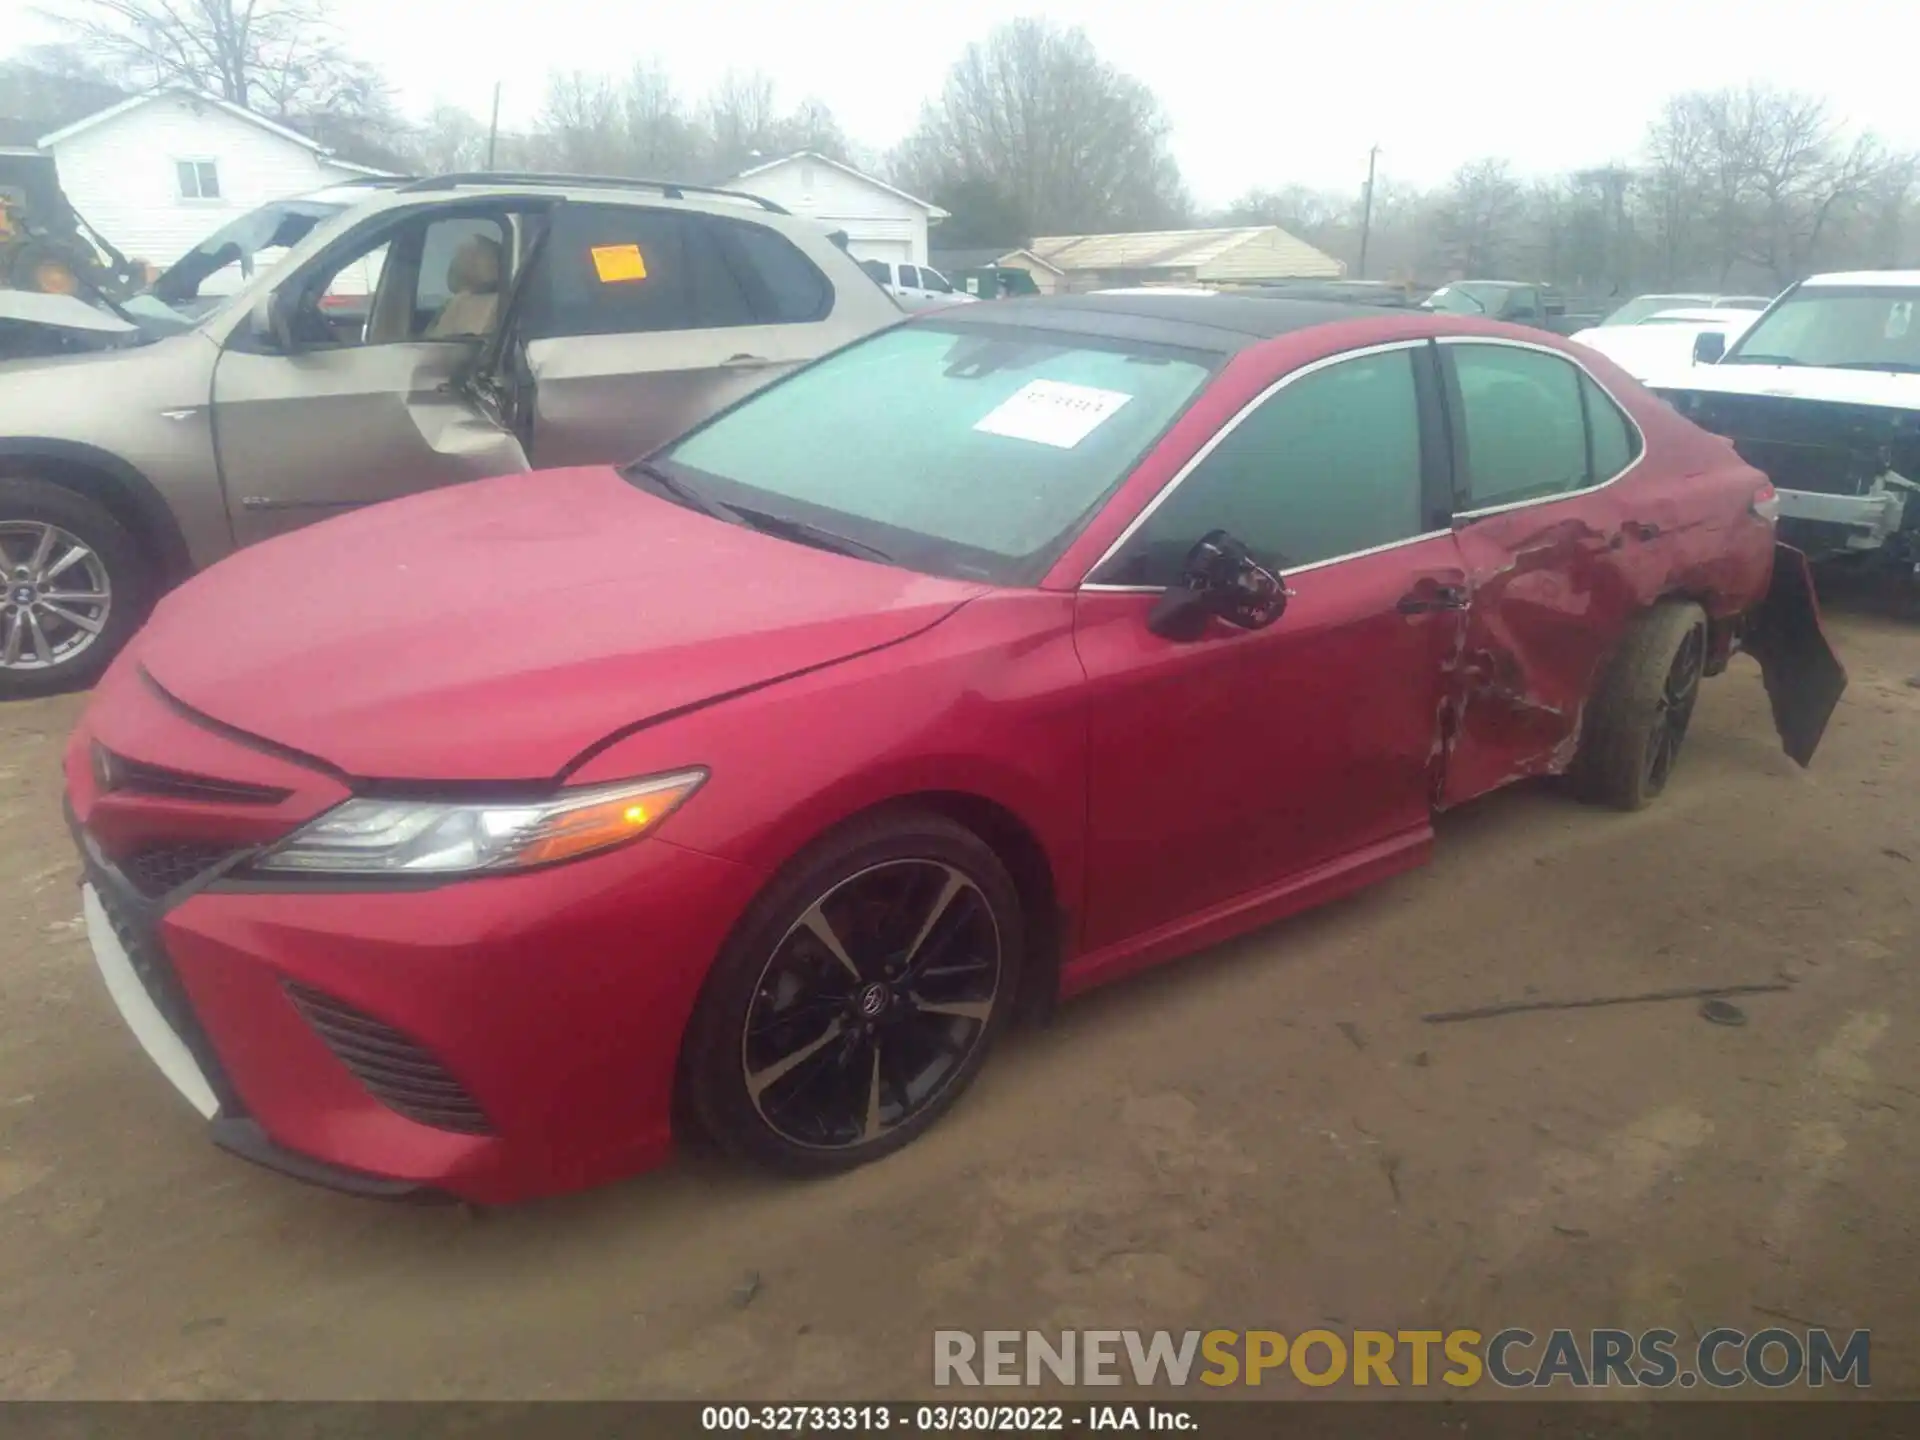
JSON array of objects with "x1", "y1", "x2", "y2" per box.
[{"x1": 1648, "y1": 270, "x2": 1920, "y2": 581}]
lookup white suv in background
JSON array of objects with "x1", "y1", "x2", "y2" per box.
[{"x1": 858, "y1": 259, "x2": 976, "y2": 310}]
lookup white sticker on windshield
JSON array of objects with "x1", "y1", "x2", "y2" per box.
[
  {"x1": 1887, "y1": 301, "x2": 1912, "y2": 339},
  {"x1": 973, "y1": 379, "x2": 1134, "y2": 449}
]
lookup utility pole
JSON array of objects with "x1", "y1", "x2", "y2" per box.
[
  {"x1": 1357, "y1": 145, "x2": 1381, "y2": 280},
  {"x1": 486, "y1": 82, "x2": 502, "y2": 169}
]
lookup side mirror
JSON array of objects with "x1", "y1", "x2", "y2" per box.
[
  {"x1": 1693, "y1": 331, "x2": 1726, "y2": 364},
  {"x1": 1146, "y1": 530, "x2": 1290, "y2": 641},
  {"x1": 251, "y1": 290, "x2": 299, "y2": 353}
]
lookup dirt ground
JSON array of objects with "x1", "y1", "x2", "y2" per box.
[{"x1": 0, "y1": 598, "x2": 1914, "y2": 1403}]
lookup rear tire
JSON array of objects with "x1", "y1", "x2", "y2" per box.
[
  {"x1": 1572, "y1": 601, "x2": 1709, "y2": 812},
  {"x1": 0, "y1": 478, "x2": 148, "y2": 700},
  {"x1": 682, "y1": 810, "x2": 1023, "y2": 1177}
]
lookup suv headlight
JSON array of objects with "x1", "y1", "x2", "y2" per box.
[{"x1": 253, "y1": 770, "x2": 707, "y2": 876}]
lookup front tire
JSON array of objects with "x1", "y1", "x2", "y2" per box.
[
  {"x1": 683, "y1": 811, "x2": 1023, "y2": 1176},
  {"x1": 1572, "y1": 601, "x2": 1709, "y2": 811},
  {"x1": 0, "y1": 478, "x2": 148, "y2": 700}
]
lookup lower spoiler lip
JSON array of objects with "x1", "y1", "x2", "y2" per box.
[{"x1": 1742, "y1": 542, "x2": 1848, "y2": 768}]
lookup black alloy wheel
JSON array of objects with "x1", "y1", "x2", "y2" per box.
[{"x1": 684, "y1": 812, "x2": 1023, "y2": 1174}]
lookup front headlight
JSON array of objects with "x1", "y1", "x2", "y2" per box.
[{"x1": 252, "y1": 770, "x2": 707, "y2": 876}]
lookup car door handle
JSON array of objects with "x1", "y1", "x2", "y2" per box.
[
  {"x1": 1618, "y1": 519, "x2": 1662, "y2": 542},
  {"x1": 1396, "y1": 583, "x2": 1469, "y2": 613}
]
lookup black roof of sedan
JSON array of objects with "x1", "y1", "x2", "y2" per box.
[{"x1": 933, "y1": 292, "x2": 1386, "y2": 354}]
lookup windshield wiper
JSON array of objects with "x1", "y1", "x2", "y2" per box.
[
  {"x1": 624, "y1": 462, "x2": 894, "y2": 563},
  {"x1": 1724, "y1": 353, "x2": 1804, "y2": 366},
  {"x1": 730, "y1": 506, "x2": 896, "y2": 564},
  {"x1": 624, "y1": 460, "x2": 744, "y2": 525},
  {"x1": 1823, "y1": 360, "x2": 1920, "y2": 374}
]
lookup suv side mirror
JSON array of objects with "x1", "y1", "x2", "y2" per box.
[
  {"x1": 1693, "y1": 331, "x2": 1726, "y2": 364},
  {"x1": 1146, "y1": 530, "x2": 1290, "y2": 641}
]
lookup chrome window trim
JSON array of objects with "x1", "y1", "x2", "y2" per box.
[
  {"x1": 1437, "y1": 335, "x2": 1649, "y2": 520},
  {"x1": 1078, "y1": 339, "x2": 1431, "y2": 587}
]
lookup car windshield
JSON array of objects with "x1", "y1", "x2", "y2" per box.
[
  {"x1": 1601, "y1": 295, "x2": 1710, "y2": 326},
  {"x1": 1722, "y1": 285, "x2": 1920, "y2": 372},
  {"x1": 142, "y1": 197, "x2": 349, "y2": 319},
  {"x1": 646, "y1": 321, "x2": 1218, "y2": 584}
]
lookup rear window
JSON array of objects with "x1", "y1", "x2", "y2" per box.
[{"x1": 653, "y1": 322, "x2": 1217, "y2": 583}]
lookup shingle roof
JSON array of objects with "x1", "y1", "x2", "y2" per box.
[{"x1": 1026, "y1": 225, "x2": 1342, "y2": 281}]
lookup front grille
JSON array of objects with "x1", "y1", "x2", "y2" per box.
[
  {"x1": 95, "y1": 745, "x2": 291, "y2": 805},
  {"x1": 122, "y1": 842, "x2": 243, "y2": 899},
  {"x1": 87, "y1": 863, "x2": 233, "y2": 1103},
  {"x1": 284, "y1": 983, "x2": 492, "y2": 1135}
]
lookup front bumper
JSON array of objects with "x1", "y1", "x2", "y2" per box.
[
  {"x1": 64, "y1": 664, "x2": 767, "y2": 1204},
  {"x1": 72, "y1": 811, "x2": 441, "y2": 1200}
]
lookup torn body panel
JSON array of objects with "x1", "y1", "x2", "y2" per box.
[
  {"x1": 1437, "y1": 502, "x2": 1644, "y2": 806},
  {"x1": 1741, "y1": 543, "x2": 1849, "y2": 767},
  {"x1": 210, "y1": 340, "x2": 529, "y2": 547}
]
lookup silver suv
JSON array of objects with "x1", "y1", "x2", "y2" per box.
[{"x1": 0, "y1": 172, "x2": 903, "y2": 697}]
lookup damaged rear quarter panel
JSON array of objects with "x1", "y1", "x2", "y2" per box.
[{"x1": 1438, "y1": 405, "x2": 1774, "y2": 807}]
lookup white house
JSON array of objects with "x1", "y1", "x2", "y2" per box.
[
  {"x1": 35, "y1": 88, "x2": 388, "y2": 267},
  {"x1": 726, "y1": 152, "x2": 947, "y2": 268}
]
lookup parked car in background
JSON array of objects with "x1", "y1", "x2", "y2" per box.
[
  {"x1": 858, "y1": 258, "x2": 975, "y2": 310},
  {"x1": 1650, "y1": 270, "x2": 1920, "y2": 577},
  {"x1": 0, "y1": 172, "x2": 902, "y2": 698},
  {"x1": 1421, "y1": 280, "x2": 1598, "y2": 335},
  {"x1": 1568, "y1": 306, "x2": 1760, "y2": 383},
  {"x1": 64, "y1": 292, "x2": 1844, "y2": 1203},
  {"x1": 1598, "y1": 292, "x2": 1774, "y2": 326}
]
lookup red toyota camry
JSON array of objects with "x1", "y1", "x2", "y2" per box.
[{"x1": 64, "y1": 294, "x2": 1846, "y2": 1204}]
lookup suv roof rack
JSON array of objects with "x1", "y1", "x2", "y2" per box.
[{"x1": 395, "y1": 171, "x2": 789, "y2": 214}]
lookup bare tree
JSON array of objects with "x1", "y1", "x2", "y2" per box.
[
  {"x1": 892, "y1": 19, "x2": 1189, "y2": 239},
  {"x1": 51, "y1": 0, "x2": 390, "y2": 122},
  {"x1": 1432, "y1": 159, "x2": 1525, "y2": 276}
]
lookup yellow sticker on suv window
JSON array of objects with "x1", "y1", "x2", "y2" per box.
[{"x1": 590, "y1": 244, "x2": 648, "y2": 283}]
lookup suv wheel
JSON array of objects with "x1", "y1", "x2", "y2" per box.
[{"x1": 0, "y1": 478, "x2": 147, "y2": 700}]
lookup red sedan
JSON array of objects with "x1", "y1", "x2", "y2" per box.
[{"x1": 63, "y1": 294, "x2": 1846, "y2": 1203}]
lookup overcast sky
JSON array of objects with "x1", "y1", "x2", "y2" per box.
[{"x1": 11, "y1": 0, "x2": 1920, "y2": 205}]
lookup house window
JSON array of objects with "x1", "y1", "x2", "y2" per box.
[{"x1": 176, "y1": 160, "x2": 220, "y2": 200}]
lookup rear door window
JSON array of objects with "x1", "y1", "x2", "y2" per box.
[
  {"x1": 527, "y1": 204, "x2": 696, "y2": 337},
  {"x1": 1449, "y1": 343, "x2": 1591, "y2": 510}
]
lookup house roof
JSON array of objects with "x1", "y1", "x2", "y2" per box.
[
  {"x1": 727, "y1": 150, "x2": 950, "y2": 220},
  {"x1": 1027, "y1": 225, "x2": 1340, "y2": 280},
  {"x1": 36, "y1": 87, "x2": 392, "y2": 175}
]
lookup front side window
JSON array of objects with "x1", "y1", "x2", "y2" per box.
[
  {"x1": 652, "y1": 322, "x2": 1216, "y2": 583},
  {"x1": 921, "y1": 268, "x2": 954, "y2": 294},
  {"x1": 1451, "y1": 344, "x2": 1590, "y2": 509},
  {"x1": 176, "y1": 159, "x2": 220, "y2": 200},
  {"x1": 1723, "y1": 285, "x2": 1920, "y2": 373},
  {"x1": 1097, "y1": 348, "x2": 1427, "y2": 587}
]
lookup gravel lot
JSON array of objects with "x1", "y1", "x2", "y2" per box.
[{"x1": 0, "y1": 595, "x2": 1914, "y2": 1401}]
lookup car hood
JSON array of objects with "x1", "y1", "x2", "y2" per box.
[
  {"x1": 1650, "y1": 360, "x2": 1920, "y2": 410},
  {"x1": 137, "y1": 466, "x2": 989, "y2": 782}
]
